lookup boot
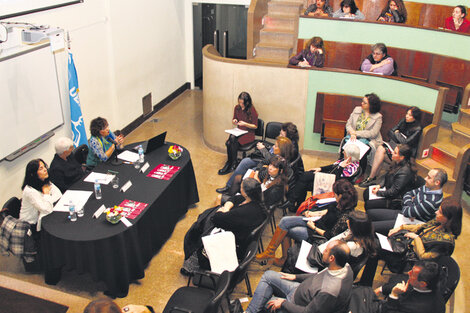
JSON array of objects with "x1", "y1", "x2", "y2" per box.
[
  {"x1": 218, "y1": 161, "x2": 232, "y2": 175},
  {"x1": 255, "y1": 227, "x2": 287, "y2": 262},
  {"x1": 273, "y1": 237, "x2": 291, "y2": 267}
]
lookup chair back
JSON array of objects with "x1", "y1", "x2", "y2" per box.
[
  {"x1": 205, "y1": 270, "x2": 231, "y2": 313},
  {"x1": 229, "y1": 240, "x2": 259, "y2": 292},
  {"x1": 246, "y1": 215, "x2": 270, "y2": 245},
  {"x1": 72, "y1": 144, "x2": 89, "y2": 165},
  {"x1": 436, "y1": 256, "x2": 460, "y2": 303},
  {"x1": 1, "y1": 197, "x2": 21, "y2": 219},
  {"x1": 264, "y1": 122, "x2": 282, "y2": 142},
  {"x1": 255, "y1": 118, "x2": 265, "y2": 139},
  {"x1": 350, "y1": 252, "x2": 369, "y2": 280}
]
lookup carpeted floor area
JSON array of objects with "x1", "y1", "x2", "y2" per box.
[{"x1": 0, "y1": 286, "x2": 68, "y2": 313}]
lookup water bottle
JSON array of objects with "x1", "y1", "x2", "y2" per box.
[
  {"x1": 68, "y1": 200, "x2": 77, "y2": 222},
  {"x1": 135, "y1": 145, "x2": 144, "y2": 169},
  {"x1": 94, "y1": 180, "x2": 102, "y2": 200}
]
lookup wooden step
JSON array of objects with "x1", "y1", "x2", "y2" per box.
[
  {"x1": 260, "y1": 28, "x2": 295, "y2": 46},
  {"x1": 268, "y1": 1, "x2": 303, "y2": 16},
  {"x1": 255, "y1": 41, "x2": 293, "y2": 60},
  {"x1": 458, "y1": 108, "x2": 470, "y2": 127},
  {"x1": 250, "y1": 57, "x2": 288, "y2": 66},
  {"x1": 263, "y1": 14, "x2": 297, "y2": 31},
  {"x1": 451, "y1": 122, "x2": 470, "y2": 146},
  {"x1": 431, "y1": 141, "x2": 459, "y2": 159}
]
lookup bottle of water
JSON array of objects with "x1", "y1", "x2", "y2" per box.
[
  {"x1": 135, "y1": 145, "x2": 144, "y2": 169},
  {"x1": 94, "y1": 180, "x2": 102, "y2": 200},
  {"x1": 68, "y1": 200, "x2": 77, "y2": 222}
]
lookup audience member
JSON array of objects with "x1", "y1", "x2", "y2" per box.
[
  {"x1": 289, "y1": 143, "x2": 359, "y2": 208},
  {"x1": 289, "y1": 36, "x2": 325, "y2": 68},
  {"x1": 182, "y1": 178, "x2": 266, "y2": 274},
  {"x1": 332, "y1": 0, "x2": 365, "y2": 20},
  {"x1": 445, "y1": 5, "x2": 470, "y2": 33},
  {"x1": 83, "y1": 298, "x2": 154, "y2": 313},
  {"x1": 304, "y1": 0, "x2": 333, "y2": 17},
  {"x1": 49, "y1": 137, "x2": 86, "y2": 193},
  {"x1": 377, "y1": 0, "x2": 407, "y2": 23},
  {"x1": 364, "y1": 144, "x2": 416, "y2": 211},
  {"x1": 342, "y1": 93, "x2": 382, "y2": 171},
  {"x1": 19, "y1": 159, "x2": 62, "y2": 232},
  {"x1": 218, "y1": 92, "x2": 258, "y2": 175},
  {"x1": 256, "y1": 179, "x2": 357, "y2": 266},
  {"x1": 86, "y1": 117, "x2": 124, "y2": 167},
  {"x1": 361, "y1": 43, "x2": 397, "y2": 76},
  {"x1": 216, "y1": 135, "x2": 294, "y2": 194},
  {"x1": 361, "y1": 107, "x2": 422, "y2": 187},
  {"x1": 246, "y1": 240, "x2": 353, "y2": 313},
  {"x1": 367, "y1": 168, "x2": 446, "y2": 235}
]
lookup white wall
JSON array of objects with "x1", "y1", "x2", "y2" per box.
[{"x1": 0, "y1": 0, "x2": 188, "y2": 205}]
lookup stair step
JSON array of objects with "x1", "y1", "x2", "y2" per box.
[
  {"x1": 263, "y1": 14, "x2": 297, "y2": 31},
  {"x1": 458, "y1": 108, "x2": 470, "y2": 127},
  {"x1": 430, "y1": 146, "x2": 456, "y2": 169},
  {"x1": 451, "y1": 122, "x2": 470, "y2": 146},
  {"x1": 260, "y1": 28, "x2": 295, "y2": 46},
  {"x1": 257, "y1": 41, "x2": 292, "y2": 49},
  {"x1": 255, "y1": 44, "x2": 293, "y2": 61},
  {"x1": 268, "y1": 1, "x2": 303, "y2": 16},
  {"x1": 416, "y1": 158, "x2": 454, "y2": 179},
  {"x1": 250, "y1": 57, "x2": 288, "y2": 66},
  {"x1": 431, "y1": 141, "x2": 460, "y2": 158}
]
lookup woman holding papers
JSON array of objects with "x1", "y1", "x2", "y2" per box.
[
  {"x1": 218, "y1": 92, "x2": 258, "y2": 175},
  {"x1": 86, "y1": 117, "x2": 124, "y2": 167},
  {"x1": 360, "y1": 107, "x2": 422, "y2": 188},
  {"x1": 20, "y1": 159, "x2": 62, "y2": 232},
  {"x1": 255, "y1": 179, "x2": 357, "y2": 266},
  {"x1": 363, "y1": 144, "x2": 416, "y2": 211}
]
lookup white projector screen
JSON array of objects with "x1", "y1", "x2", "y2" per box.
[
  {"x1": 0, "y1": 0, "x2": 82, "y2": 19},
  {"x1": 0, "y1": 45, "x2": 64, "y2": 160}
]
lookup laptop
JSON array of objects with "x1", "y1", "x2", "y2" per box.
[{"x1": 135, "y1": 131, "x2": 167, "y2": 154}]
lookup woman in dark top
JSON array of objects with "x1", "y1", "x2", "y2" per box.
[
  {"x1": 181, "y1": 178, "x2": 266, "y2": 274},
  {"x1": 304, "y1": 0, "x2": 333, "y2": 17},
  {"x1": 364, "y1": 144, "x2": 416, "y2": 211},
  {"x1": 255, "y1": 179, "x2": 357, "y2": 266},
  {"x1": 361, "y1": 106, "x2": 422, "y2": 187},
  {"x1": 377, "y1": 0, "x2": 407, "y2": 23},
  {"x1": 219, "y1": 92, "x2": 258, "y2": 175},
  {"x1": 289, "y1": 36, "x2": 325, "y2": 68}
]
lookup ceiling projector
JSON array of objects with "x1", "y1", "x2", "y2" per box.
[{"x1": 22, "y1": 26, "x2": 62, "y2": 44}]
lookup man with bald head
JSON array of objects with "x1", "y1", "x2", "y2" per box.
[{"x1": 246, "y1": 240, "x2": 353, "y2": 313}]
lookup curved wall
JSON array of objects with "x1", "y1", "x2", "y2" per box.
[
  {"x1": 299, "y1": 17, "x2": 469, "y2": 61},
  {"x1": 203, "y1": 46, "x2": 443, "y2": 154}
]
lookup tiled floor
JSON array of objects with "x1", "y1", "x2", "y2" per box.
[{"x1": 0, "y1": 90, "x2": 467, "y2": 312}]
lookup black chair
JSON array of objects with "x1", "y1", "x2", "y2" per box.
[
  {"x1": 436, "y1": 256, "x2": 460, "y2": 306},
  {"x1": 1, "y1": 197, "x2": 21, "y2": 220},
  {"x1": 72, "y1": 144, "x2": 89, "y2": 165},
  {"x1": 164, "y1": 270, "x2": 231, "y2": 313},
  {"x1": 238, "y1": 118, "x2": 265, "y2": 159},
  {"x1": 261, "y1": 121, "x2": 282, "y2": 148}
]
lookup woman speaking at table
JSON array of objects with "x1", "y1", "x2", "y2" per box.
[
  {"x1": 20, "y1": 159, "x2": 62, "y2": 232},
  {"x1": 86, "y1": 117, "x2": 124, "y2": 168},
  {"x1": 218, "y1": 92, "x2": 258, "y2": 175}
]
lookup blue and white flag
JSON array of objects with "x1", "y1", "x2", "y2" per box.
[{"x1": 68, "y1": 51, "x2": 88, "y2": 147}]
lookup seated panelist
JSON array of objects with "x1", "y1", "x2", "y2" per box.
[
  {"x1": 20, "y1": 159, "x2": 62, "y2": 232},
  {"x1": 49, "y1": 137, "x2": 85, "y2": 193},
  {"x1": 86, "y1": 117, "x2": 124, "y2": 168}
]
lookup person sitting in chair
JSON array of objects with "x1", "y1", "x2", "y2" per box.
[{"x1": 49, "y1": 137, "x2": 85, "y2": 193}]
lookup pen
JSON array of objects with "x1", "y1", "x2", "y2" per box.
[{"x1": 123, "y1": 161, "x2": 133, "y2": 164}]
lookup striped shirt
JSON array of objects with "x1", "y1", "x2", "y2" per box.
[{"x1": 401, "y1": 186, "x2": 443, "y2": 222}]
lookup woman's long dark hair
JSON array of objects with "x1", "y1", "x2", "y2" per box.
[
  {"x1": 281, "y1": 122, "x2": 299, "y2": 142},
  {"x1": 341, "y1": 0, "x2": 358, "y2": 14},
  {"x1": 440, "y1": 199, "x2": 462, "y2": 239},
  {"x1": 389, "y1": 144, "x2": 416, "y2": 178},
  {"x1": 22, "y1": 159, "x2": 50, "y2": 192},
  {"x1": 379, "y1": 0, "x2": 407, "y2": 22},
  {"x1": 237, "y1": 92, "x2": 254, "y2": 123},
  {"x1": 332, "y1": 179, "x2": 357, "y2": 211},
  {"x1": 347, "y1": 211, "x2": 377, "y2": 257},
  {"x1": 264, "y1": 155, "x2": 288, "y2": 192}
]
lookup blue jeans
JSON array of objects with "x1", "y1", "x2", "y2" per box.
[
  {"x1": 226, "y1": 157, "x2": 258, "y2": 187},
  {"x1": 279, "y1": 216, "x2": 309, "y2": 242},
  {"x1": 246, "y1": 270, "x2": 299, "y2": 313}
]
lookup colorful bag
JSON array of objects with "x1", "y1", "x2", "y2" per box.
[{"x1": 295, "y1": 191, "x2": 335, "y2": 216}]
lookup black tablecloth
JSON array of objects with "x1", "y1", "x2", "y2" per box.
[{"x1": 40, "y1": 142, "x2": 199, "y2": 297}]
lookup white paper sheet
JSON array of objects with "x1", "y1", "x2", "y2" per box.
[
  {"x1": 84, "y1": 172, "x2": 114, "y2": 185},
  {"x1": 117, "y1": 150, "x2": 140, "y2": 163},
  {"x1": 295, "y1": 240, "x2": 318, "y2": 274},
  {"x1": 393, "y1": 213, "x2": 425, "y2": 229},
  {"x1": 225, "y1": 128, "x2": 248, "y2": 137},
  {"x1": 140, "y1": 162, "x2": 150, "y2": 173},
  {"x1": 343, "y1": 139, "x2": 371, "y2": 159},
  {"x1": 53, "y1": 190, "x2": 93, "y2": 212},
  {"x1": 302, "y1": 216, "x2": 322, "y2": 222},
  {"x1": 316, "y1": 197, "x2": 336, "y2": 205},
  {"x1": 376, "y1": 233, "x2": 393, "y2": 252},
  {"x1": 369, "y1": 186, "x2": 386, "y2": 200}
]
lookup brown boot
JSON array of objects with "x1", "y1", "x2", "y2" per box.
[
  {"x1": 273, "y1": 237, "x2": 291, "y2": 267},
  {"x1": 256, "y1": 227, "x2": 287, "y2": 262}
]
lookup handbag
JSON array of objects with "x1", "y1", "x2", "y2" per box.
[
  {"x1": 384, "y1": 230, "x2": 416, "y2": 273},
  {"x1": 201, "y1": 229, "x2": 239, "y2": 274},
  {"x1": 306, "y1": 243, "x2": 326, "y2": 270},
  {"x1": 295, "y1": 191, "x2": 335, "y2": 216}
]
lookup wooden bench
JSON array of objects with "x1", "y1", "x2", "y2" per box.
[
  {"x1": 314, "y1": 93, "x2": 434, "y2": 145},
  {"x1": 296, "y1": 39, "x2": 470, "y2": 113}
]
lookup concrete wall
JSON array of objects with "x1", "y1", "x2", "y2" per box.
[{"x1": 0, "y1": 0, "x2": 188, "y2": 205}]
